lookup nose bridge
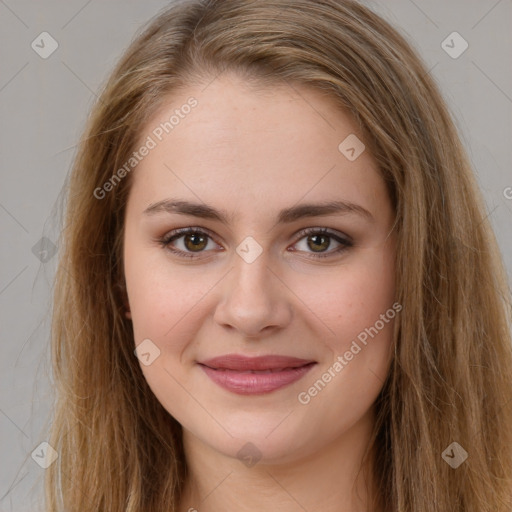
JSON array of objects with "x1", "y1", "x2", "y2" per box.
[
  {"x1": 231, "y1": 233, "x2": 273, "y2": 289},
  {"x1": 230, "y1": 244, "x2": 275, "y2": 307},
  {"x1": 213, "y1": 242, "x2": 291, "y2": 336}
]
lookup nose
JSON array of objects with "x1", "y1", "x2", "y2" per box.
[{"x1": 213, "y1": 249, "x2": 293, "y2": 338}]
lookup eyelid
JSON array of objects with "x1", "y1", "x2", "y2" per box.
[
  {"x1": 159, "y1": 226, "x2": 224, "y2": 253},
  {"x1": 289, "y1": 227, "x2": 352, "y2": 259},
  {"x1": 294, "y1": 226, "x2": 353, "y2": 245},
  {"x1": 158, "y1": 225, "x2": 353, "y2": 259}
]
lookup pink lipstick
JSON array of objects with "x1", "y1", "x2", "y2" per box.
[{"x1": 198, "y1": 354, "x2": 316, "y2": 395}]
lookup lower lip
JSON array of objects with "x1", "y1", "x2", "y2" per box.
[{"x1": 199, "y1": 363, "x2": 316, "y2": 395}]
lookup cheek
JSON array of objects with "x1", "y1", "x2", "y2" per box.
[
  {"x1": 295, "y1": 244, "x2": 396, "y2": 354},
  {"x1": 126, "y1": 260, "x2": 208, "y2": 419},
  {"x1": 124, "y1": 229, "x2": 210, "y2": 326},
  {"x1": 292, "y1": 250, "x2": 396, "y2": 434},
  {"x1": 127, "y1": 267, "x2": 203, "y2": 344},
  {"x1": 126, "y1": 236, "x2": 396, "y2": 348}
]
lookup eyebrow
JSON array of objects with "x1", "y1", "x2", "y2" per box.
[{"x1": 143, "y1": 199, "x2": 374, "y2": 224}]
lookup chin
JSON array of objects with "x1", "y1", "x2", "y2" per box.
[{"x1": 190, "y1": 419, "x2": 316, "y2": 466}]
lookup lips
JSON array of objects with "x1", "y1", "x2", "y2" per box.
[
  {"x1": 199, "y1": 354, "x2": 315, "y2": 372},
  {"x1": 198, "y1": 354, "x2": 316, "y2": 395}
]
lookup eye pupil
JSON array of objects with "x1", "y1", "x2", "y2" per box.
[
  {"x1": 308, "y1": 234, "x2": 330, "y2": 252},
  {"x1": 185, "y1": 233, "x2": 207, "y2": 251}
]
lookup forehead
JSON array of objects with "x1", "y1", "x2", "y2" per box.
[{"x1": 126, "y1": 73, "x2": 386, "y2": 219}]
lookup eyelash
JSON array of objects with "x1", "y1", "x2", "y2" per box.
[{"x1": 157, "y1": 227, "x2": 353, "y2": 260}]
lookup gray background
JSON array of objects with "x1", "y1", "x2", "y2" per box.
[{"x1": 0, "y1": 0, "x2": 511, "y2": 510}]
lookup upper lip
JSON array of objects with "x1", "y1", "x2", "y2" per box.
[{"x1": 199, "y1": 354, "x2": 316, "y2": 371}]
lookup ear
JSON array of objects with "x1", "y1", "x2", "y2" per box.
[
  {"x1": 123, "y1": 290, "x2": 132, "y2": 320},
  {"x1": 115, "y1": 280, "x2": 132, "y2": 320}
]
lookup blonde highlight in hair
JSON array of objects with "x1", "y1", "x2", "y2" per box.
[{"x1": 45, "y1": 1, "x2": 512, "y2": 510}]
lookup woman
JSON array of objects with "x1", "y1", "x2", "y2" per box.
[{"x1": 46, "y1": 0, "x2": 512, "y2": 510}]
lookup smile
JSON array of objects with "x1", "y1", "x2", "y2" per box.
[{"x1": 198, "y1": 354, "x2": 317, "y2": 395}]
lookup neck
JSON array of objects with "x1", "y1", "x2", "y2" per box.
[{"x1": 178, "y1": 407, "x2": 383, "y2": 512}]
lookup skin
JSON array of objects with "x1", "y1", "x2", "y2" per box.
[{"x1": 123, "y1": 72, "x2": 397, "y2": 512}]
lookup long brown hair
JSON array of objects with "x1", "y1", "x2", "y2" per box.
[{"x1": 45, "y1": 0, "x2": 512, "y2": 510}]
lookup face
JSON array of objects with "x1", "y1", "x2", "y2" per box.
[{"x1": 123, "y1": 72, "x2": 397, "y2": 464}]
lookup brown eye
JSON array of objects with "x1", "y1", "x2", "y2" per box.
[
  {"x1": 159, "y1": 227, "x2": 352, "y2": 260},
  {"x1": 159, "y1": 228, "x2": 219, "y2": 259},
  {"x1": 183, "y1": 232, "x2": 208, "y2": 252},
  {"x1": 292, "y1": 228, "x2": 353, "y2": 259},
  {"x1": 306, "y1": 233, "x2": 331, "y2": 252}
]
